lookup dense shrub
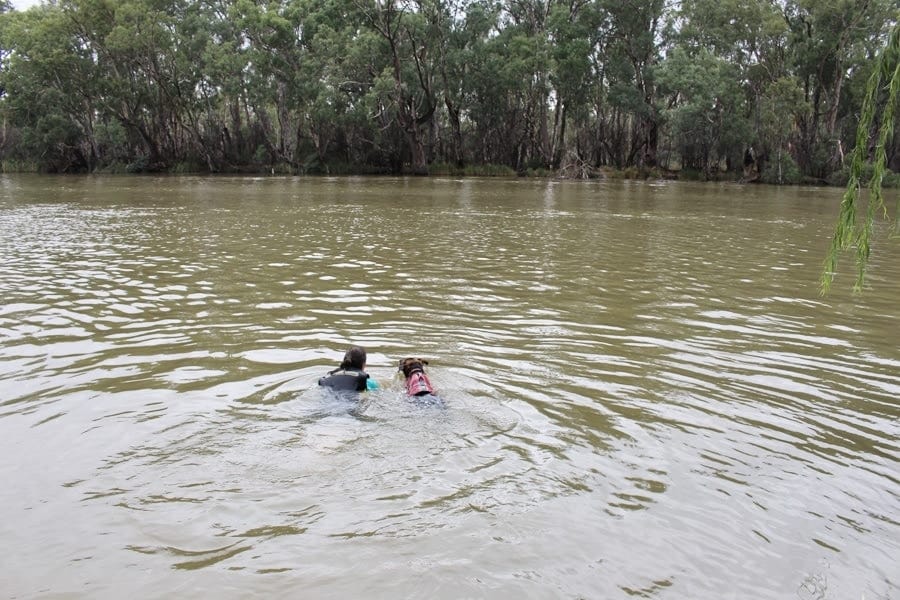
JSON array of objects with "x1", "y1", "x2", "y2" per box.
[
  {"x1": 760, "y1": 153, "x2": 802, "y2": 185},
  {"x1": 827, "y1": 164, "x2": 900, "y2": 188}
]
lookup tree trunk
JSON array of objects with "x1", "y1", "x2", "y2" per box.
[
  {"x1": 551, "y1": 99, "x2": 567, "y2": 169},
  {"x1": 445, "y1": 98, "x2": 464, "y2": 168}
]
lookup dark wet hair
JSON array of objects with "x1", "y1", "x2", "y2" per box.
[{"x1": 340, "y1": 345, "x2": 367, "y2": 370}]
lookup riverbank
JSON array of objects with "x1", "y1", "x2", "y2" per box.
[{"x1": 2, "y1": 159, "x2": 898, "y2": 188}]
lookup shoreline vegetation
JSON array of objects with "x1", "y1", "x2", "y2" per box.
[
  {"x1": 0, "y1": 0, "x2": 897, "y2": 187},
  {"x1": 2, "y1": 159, "x2": 897, "y2": 189}
]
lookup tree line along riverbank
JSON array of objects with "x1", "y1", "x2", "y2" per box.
[{"x1": 0, "y1": 0, "x2": 897, "y2": 185}]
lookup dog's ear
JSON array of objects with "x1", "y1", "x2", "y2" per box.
[{"x1": 421, "y1": 359, "x2": 429, "y2": 365}]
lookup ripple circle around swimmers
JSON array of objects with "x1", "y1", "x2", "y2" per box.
[
  {"x1": 318, "y1": 346, "x2": 379, "y2": 392},
  {"x1": 398, "y1": 358, "x2": 436, "y2": 397}
]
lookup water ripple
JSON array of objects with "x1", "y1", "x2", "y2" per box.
[{"x1": 0, "y1": 177, "x2": 897, "y2": 598}]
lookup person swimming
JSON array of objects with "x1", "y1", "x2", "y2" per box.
[{"x1": 318, "y1": 346, "x2": 379, "y2": 392}]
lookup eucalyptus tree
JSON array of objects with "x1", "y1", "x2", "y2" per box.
[
  {"x1": 158, "y1": 0, "x2": 223, "y2": 170},
  {"x1": 193, "y1": 0, "x2": 255, "y2": 167},
  {"x1": 672, "y1": 0, "x2": 790, "y2": 177},
  {"x1": 598, "y1": 0, "x2": 667, "y2": 169},
  {"x1": 783, "y1": 0, "x2": 894, "y2": 179},
  {"x1": 292, "y1": 1, "x2": 365, "y2": 170},
  {"x1": 57, "y1": 0, "x2": 222, "y2": 170},
  {"x1": 655, "y1": 47, "x2": 748, "y2": 178},
  {"x1": 462, "y1": 5, "x2": 517, "y2": 166},
  {"x1": 228, "y1": 0, "x2": 310, "y2": 168},
  {"x1": 81, "y1": 0, "x2": 157, "y2": 167},
  {"x1": 756, "y1": 76, "x2": 806, "y2": 183},
  {"x1": 583, "y1": 12, "x2": 628, "y2": 169},
  {"x1": 546, "y1": 0, "x2": 603, "y2": 169},
  {"x1": 0, "y1": 3, "x2": 102, "y2": 171},
  {"x1": 498, "y1": 0, "x2": 555, "y2": 170},
  {"x1": 412, "y1": 0, "x2": 476, "y2": 168},
  {"x1": 474, "y1": 10, "x2": 552, "y2": 170},
  {"x1": 351, "y1": 0, "x2": 440, "y2": 174},
  {"x1": 0, "y1": 0, "x2": 10, "y2": 96},
  {"x1": 466, "y1": 0, "x2": 602, "y2": 172}
]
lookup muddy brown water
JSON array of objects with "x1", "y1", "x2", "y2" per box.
[{"x1": 1, "y1": 175, "x2": 897, "y2": 598}]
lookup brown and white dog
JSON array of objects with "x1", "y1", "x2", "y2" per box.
[{"x1": 398, "y1": 357, "x2": 436, "y2": 397}]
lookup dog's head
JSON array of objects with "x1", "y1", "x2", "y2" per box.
[{"x1": 398, "y1": 357, "x2": 429, "y2": 378}]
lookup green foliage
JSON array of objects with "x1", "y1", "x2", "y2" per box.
[
  {"x1": 822, "y1": 16, "x2": 900, "y2": 293},
  {"x1": 756, "y1": 78, "x2": 807, "y2": 159},
  {"x1": 827, "y1": 164, "x2": 900, "y2": 188},
  {"x1": 760, "y1": 152, "x2": 802, "y2": 185},
  {"x1": 656, "y1": 47, "x2": 748, "y2": 175},
  {"x1": 0, "y1": 0, "x2": 893, "y2": 183},
  {"x1": 785, "y1": 0, "x2": 895, "y2": 178}
]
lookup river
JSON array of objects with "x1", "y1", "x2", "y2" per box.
[{"x1": 0, "y1": 175, "x2": 897, "y2": 599}]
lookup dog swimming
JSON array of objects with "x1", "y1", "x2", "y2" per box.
[{"x1": 398, "y1": 357, "x2": 436, "y2": 397}]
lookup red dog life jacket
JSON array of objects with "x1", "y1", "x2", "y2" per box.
[{"x1": 405, "y1": 371, "x2": 435, "y2": 396}]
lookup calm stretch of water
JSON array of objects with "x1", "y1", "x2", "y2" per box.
[{"x1": 0, "y1": 175, "x2": 897, "y2": 599}]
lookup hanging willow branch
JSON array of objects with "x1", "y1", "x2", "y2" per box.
[{"x1": 821, "y1": 17, "x2": 900, "y2": 294}]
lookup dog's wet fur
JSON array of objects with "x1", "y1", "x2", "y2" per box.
[
  {"x1": 398, "y1": 357, "x2": 429, "y2": 378},
  {"x1": 398, "y1": 357, "x2": 442, "y2": 404}
]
